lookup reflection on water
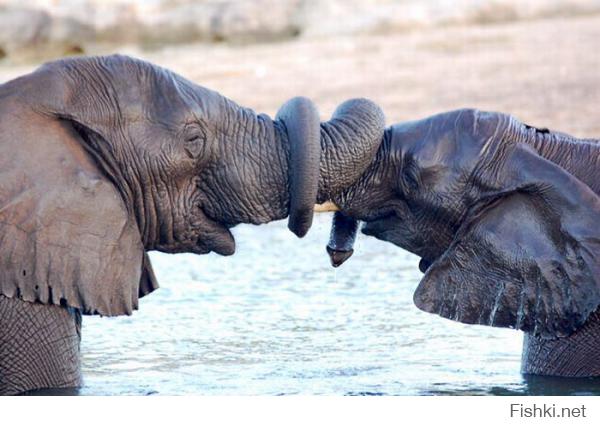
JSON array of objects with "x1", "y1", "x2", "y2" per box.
[{"x1": 79, "y1": 216, "x2": 599, "y2": 395}]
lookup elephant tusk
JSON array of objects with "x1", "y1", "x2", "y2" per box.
[{"x1": 314, "y1": 201, "x2": 340, "y2": 213}]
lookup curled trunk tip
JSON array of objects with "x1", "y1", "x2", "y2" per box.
[{"x1": 318, "y1": 98, "x2": 385, "y2": 202}]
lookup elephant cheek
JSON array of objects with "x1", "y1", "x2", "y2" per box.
[{"x1": 361, "y1": 219, "x2": 388, "y2": 240}]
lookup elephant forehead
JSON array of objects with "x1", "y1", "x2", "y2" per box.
[
  {"x1": 392, "y1": 112, "x2": 468, "y2": 161},
  {"x1": 392, "y1": 109, "x2": 493, "y2": 166}
]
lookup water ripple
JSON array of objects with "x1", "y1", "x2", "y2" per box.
[{"x1": 78, "y1": 216, "x2": 591, "y2": 395}]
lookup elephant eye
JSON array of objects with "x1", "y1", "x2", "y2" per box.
[
  {"x1": 183, "y1": 124, "x2": 206, "y2": 159},
  {"x1": 186, "y1": 135, "x2": 201, "y2": 143}
]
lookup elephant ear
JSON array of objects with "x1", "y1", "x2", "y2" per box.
[
  {"x1": 414, "y1": 144, "x2": 600, "y2": 339},
  {"x1": 0, "y1": 119, "x2": 158, "y2": 316}
]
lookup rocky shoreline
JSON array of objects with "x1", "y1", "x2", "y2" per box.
[{"x1": 1, "y1": 0, "x2": 600, "y2": 62}]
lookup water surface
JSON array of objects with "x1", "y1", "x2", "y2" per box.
[{"x1": 80, "y1": 216, "x2": 600, "y2": 395}]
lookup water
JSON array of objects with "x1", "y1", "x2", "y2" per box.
[{"x1": 78, "y1": 215, "x2": 600, "y2": 396}]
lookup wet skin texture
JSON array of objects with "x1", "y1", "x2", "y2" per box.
[
  {"x1": 0, "y1": 55, "x2": 386, "y2": 394},
  {"x1": 328, "y1": 109, "x2": 600, "y2": 377}
]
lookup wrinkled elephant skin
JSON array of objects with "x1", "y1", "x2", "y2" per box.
[
  {"x1": 327, "y1": 109, "x2": 600, "y2": 377},
  {"x1": 0, "y1": 55, "x2": 386, "y2": 394}
]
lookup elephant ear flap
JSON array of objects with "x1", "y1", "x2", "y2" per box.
[
  {"x1": 0, "y1": 144, "x2": 158, "y2": 316},
  {"x1": 414, "y1": 144, "x2": 600, "y2": 339}
]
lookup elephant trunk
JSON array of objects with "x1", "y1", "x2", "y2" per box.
[
  {"x1": 200, "y1": 96, "x2": 385, "y2": 245},
  {"x1": 276, "y1": 97, "x2": 321, "y2": 237},
  {"x1": 316, "y1": 99, "x2": 385, "y2": 267},
  {"x1": 276, "y1": 97, "x2": 385, "y2": 237},
  {"x1": 317, "y1": 99, "x2": 386, "y2": 203},
  {"x1": 326, "y1": 211, "x2": 358, "y2": 267}
]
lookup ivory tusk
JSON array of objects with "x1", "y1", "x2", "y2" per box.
[{"x1": 314, "y1": 201, "x2": 340, "y2": 213}]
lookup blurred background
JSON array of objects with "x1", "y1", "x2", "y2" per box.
[
  {"x1": 2, "y1": 0, "x2": 600, "y2": 395},
  {"x1": 2, "y1": 0, "x2": 600, "y2": 132}
]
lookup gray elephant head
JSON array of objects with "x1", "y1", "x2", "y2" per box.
[
  {"x1": 325, "y1": 109, "x2": 600, "y2": 339},
  {"x1": 0, "y1": 54, "x2": 384, "y2": 316}
]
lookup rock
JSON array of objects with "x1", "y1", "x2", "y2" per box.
[
  {"x1": 132, "y1": 0, "x2": 302, "y2": 45},
  {"x1": 0, "y1": 6, "x2": 93, "y2": 62},
  {"x1": 209, "y1": 0, "x2": 302, "y2": 42},
  {"x1": 2, "y1": 0, "x2": 600, "y2": 62},
  {"x1": 0, "y1": 0, "x2": 304, "y2": 61},
  {"x1": 297, "y1": 0, "x2": 600, "y2": 36}
]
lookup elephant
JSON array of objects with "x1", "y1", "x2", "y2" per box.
[
  {"x1": 0, "y1": 54, "x2": 385, "y2": 395},
  {"x1": 324, "y1": 108, "x2": 600, "y2": 378}
]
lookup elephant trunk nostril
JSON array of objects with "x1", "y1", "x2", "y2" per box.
[
  {"x1": 326, "y1": 211, "x2": 359, "y2": 267},
  {"x1": 326, "y1": 246, "x2": 354, "y2": 268}
]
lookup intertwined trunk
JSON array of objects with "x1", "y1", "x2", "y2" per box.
[
  {"x1": 317, "y1": 99, "x2": 387, "y2": 203},
  {"x1": 201, "y1": 96, "x2": 386, "y2": 235}
]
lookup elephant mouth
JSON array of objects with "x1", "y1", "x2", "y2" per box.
[
  {"x1": 359, "y1": 210, "x2": 398, "y2": 237},
  {"x1": 187, "y1": 201, "x2": 236, "y2": 256},
  {"x1": 361, "y1": 216, "x2": 443, "y2": 274},
  {"x1": 418, "y1": 257, "x2": 434, "y2": 273}
]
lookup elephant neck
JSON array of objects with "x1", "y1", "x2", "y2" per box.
[
  {"x1": 523, "y1": 130, "x2": 600, "y2": 375},
  {"x1": 528, "y1": 130, "x2": 600, "y2": 194}
]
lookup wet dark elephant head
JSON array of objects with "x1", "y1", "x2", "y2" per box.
[
  {"x1": 0, "y1": 55, "x2": 384, "y2": 316},
  {"x1": 325, "y1": 108, "x2": 600, "y2": 339}
]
